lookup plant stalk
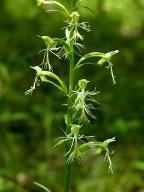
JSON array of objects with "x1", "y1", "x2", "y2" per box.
[{"x1": 64, "y1": 39, "x2": 75, "y2": 192}]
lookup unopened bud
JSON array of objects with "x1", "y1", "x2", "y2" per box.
[
  {"x1": 71, "y1": 11, "x2": 80, "y2": 24},
  {"x1": 41, "y1": 36, "x2": 55, "y2": 47},
  {"x1": 71, "y1": 124, "x2": 81, "y2": 135},
  {"x1": 78, "y1": 79, "x2": 89, "y2": 89}
]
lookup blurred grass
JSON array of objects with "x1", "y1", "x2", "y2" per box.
[{"x1": 0, "y1": 0, "x2": 144, "y2": 191}]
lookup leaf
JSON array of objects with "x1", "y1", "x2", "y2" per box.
[
  {"x1": 31, "y1": 66, "x2": 68, "y2": 94},
  {"x1": 77, "y1": 52, "x2": 105, "y2": 65},
  {"x1": 78, "y1": 6, "x2": 95, "y2": 14},
  {"x1": 74, "y1": 52, "x2": 104, "y2": 70},
  {"x1": 41, "y1": 71, "x2": 68, "y2": 94},
  {"x1": 75, "y1": 62, "x2": 96, "y2": 70},
  {"x1": 79, "y1": 141, "x2": 102, "y2": 150},
  {"x1": 53, "y1": 138, "x2": 69, "y2": 149},
  {"x1": 34, "y1": 182, "x2": 52, "y2": 192},
  {"x1": 38, "y1": 0, "x2": 70, "y2": 17},
  {"x1": 41, "y1": 78, "x2": 65, "y2": 93}
]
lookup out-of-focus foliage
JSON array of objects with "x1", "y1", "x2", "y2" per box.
[{"x1": 0, "y1": 0, "x2": 144, "y2": 191}]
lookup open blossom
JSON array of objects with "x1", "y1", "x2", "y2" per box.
[
  {"x1": 73, "y1": 79, "x2": 99, "y2": 123},
  {"x1": 65, "y1": 11, "x2": 90, "y2": 43},
  {"x1": 39, "y1": 36, "x2": 61, "y2": 71}
]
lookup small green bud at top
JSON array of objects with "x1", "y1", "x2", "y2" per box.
[
  {"x1": 71, "y1": 11, "x2": 80, "y2": 24},
  {"x1": 41, "y1": 36, "x2": 55, "y2": 47},
  {"x1": 71, "y1": 124, "x2": 81, "y2": 135},
  {"x1": 78, "y1": 79, "x2": 89, "y2": 89}
]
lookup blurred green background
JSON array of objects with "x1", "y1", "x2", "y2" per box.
[{"x1": 0, "y1": 0, "x2": 144, "y2": 191}]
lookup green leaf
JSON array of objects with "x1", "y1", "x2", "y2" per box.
[
  {"x1": 31, "y1": 66, "x2": 68, "y2": 94},
  {"x1": 34, "y1": 182, "x2": 52, "y2": 192},
  {"x1": 76, "y1": 62, "x2": 97, "y2": 69},
  {"x1": 41, "y1": 78, "x2": 65, "y2": 93},
  {"x1": 79, "y1": 141, "x2": 102, "y2": 150},
  {"x1": 74, "y1": 52, "x2": 105, "y2": 70},
  {"x1": 53, "y1": 138, "x2": 69, "y2": 149},
  {"x1": 41, "y1": 71, "x2": 68, "y2": 94},
  {"x1": 78, "y1": 6, "x2": 95, "y2": 14},
  {"x1": 37, "y1": 0, "x2": 70, "y2": 17}
]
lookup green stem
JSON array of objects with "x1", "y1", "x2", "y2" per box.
[
  {"x1": 64, "y1": 39, "x2": 74, "y2": 192},
  {"x1": 67, "y1": 41, "x2": 74, "y2": 130}
]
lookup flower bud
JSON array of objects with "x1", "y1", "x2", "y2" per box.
[
  {"x1": 71, "y1": 11, "x2": 80, "y2": 25},
  {"x1": 78, "y1": 79, "x2": 89, "y2": 89},
  {"x1": 71, "y1": 124, "x2": 81, "y2": 135},
  {"x1": 41, "y1": 36, "x2": 55, "y2": 47}
]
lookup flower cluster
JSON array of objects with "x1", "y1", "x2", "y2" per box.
[{"x1": 26, "y1": 0, "x2": 118, "y2": 177}]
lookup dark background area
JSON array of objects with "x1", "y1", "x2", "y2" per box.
[{"x1": 0, "y1": 0, "x2": 144, "y2": 191}]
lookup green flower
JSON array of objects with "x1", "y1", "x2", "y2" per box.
[
  {"x1": 73, "y1": 79, "x2": 99, "y2": 123},
  {"x1": 39, "y1": 35, "x2": 61, "y2": 71},
  {"x1": 98, "y1": 50, "x2": 119, "y2": 84}
]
